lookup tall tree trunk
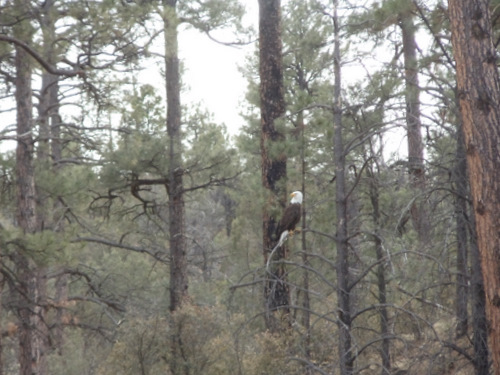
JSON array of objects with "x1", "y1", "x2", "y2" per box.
[
  {"x1": 367, "y1": 167, "x2": 391, "y2": 375},
  {"x1": 258, "y1": 0, "x2": 289, "y2": 331},
  {"x1": 163, "y1": 2, "x2": 188, "y2": 374},
  {"x1": 449, "y1": 0, "x2": 500, "y2": 373},
  {"x1": 332, "y1": 2, "x2": 352, "y2": 374},
  {"x1": 453, "y1": 90, "x2": 488, "y2": 372},
  {"x1": 38, "y1": 0, "x2": 60, "y2": 168},
  {"x1": 298, "y1": 112, "x2": 312, "y2": 374},
  {"x1": 14, "y1": 44, "x2": 37, "y2": 237},
  {"x1": 470, "y1": 213, "x2": 490, "y2": 375},
  {"x1": 38, "y1": 0, "x2": 67, "y2": 356},
  {"x1": 14, "y1": 38, "x2": 48, "y2": 375},
  {"x1": 453, "y1": 119, "x2": 469, "y2": 338},
  {"x1": 163, "y1": 0, "x2": 187, "y2": 314},
  {"x1": 400, "y1": 11, "x2": 428, "y2": 240}
]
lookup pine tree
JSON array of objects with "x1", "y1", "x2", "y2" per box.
[
  {"x1": 449, "y1": 0, "x2": 500, "y2": 373},
  {"x1": 258, "y1": 0, "x2": 290, "y2": 331}
]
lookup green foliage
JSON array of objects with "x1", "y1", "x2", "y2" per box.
[
  {"x1": 348, "y1": 0, "x2": 415, "y2": 33},
  {"x1": 184, "y1": 109, "x2": 239, "y2": 180},
  {"x1": 98, "y1": 303, "x2": 245, "y2": 375},
  {"x1": 97, "y1": 317, "x2": 169, "y2": 375},
  {"x1": 179, "y1": 0, "x2": 247, "y2": 37},
  {"x1": 47, "y1": 330, "x2": 110, "y2": 375},
  {"x1": 100, "y1": 83, "x2": 168, "y2": 179}
]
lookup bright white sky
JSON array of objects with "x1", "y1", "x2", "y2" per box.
[
  {"x1": 175, "y1": 3, "x2": 258, "y2": 137},
  {"x1": 179, "y1": 30, "x2": 254, "y2": 137}
]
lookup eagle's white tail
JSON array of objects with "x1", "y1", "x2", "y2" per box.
[
  {"x1": 275, "y1": 230, "x2": 289, "y2": 250},
  {"x1": 266, "y1": 230, "x2": 289, "y2": 270}
]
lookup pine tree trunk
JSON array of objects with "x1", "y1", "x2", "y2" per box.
[
  {"x1": 163, "y1": 2, "x2": 189, "y2": 374},
  {"x1": 163, "y1": 0, "x2": 187, "y2": 314},
  {"x1": 332, "y1": 2, "x2": 352, "y2": 374},
  {"x1": 453, "y1": 120, "x2": 469, "y2": 338},
  {"x1": 449, "y1": 0, "x2": 500, "y2": 372},
  {"x1": 15, "y1": 47, "x2": 37, "y2": 236},
  {"x1": 470, "y1": 214, "x2": 490, "y2": 375},
  {"x1": 14, "y1": 40, "x2": 48, "y2": 375},
  {"x1": 453, "y1": 86, "x2": 488, "y2": 372},
  {"x1": 299, "y1": 112, "x2": 312, "y2": 374},
  {"x1": 38, "y1": 0, "x2": 67, "y2": 356},
  {"x1": 400, "y1": 13, "x2": 428, "y2": 240},
  {"x1": 368, "y1": 169, "x2": 391, "y2": 375},
  {"x1": 258, "y1": 0, "x2": 289, "y2": 331}
]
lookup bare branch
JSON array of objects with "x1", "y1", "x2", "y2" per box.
[
  {"x1": 182, "y1": 173, "x2": 241, "y2": 194},
  {"x1": 0, "y1": 35, "x2": 84, "y2": 77},
  {"x1": 72, "y1": 236, "x2": 168, "y2": 263}
]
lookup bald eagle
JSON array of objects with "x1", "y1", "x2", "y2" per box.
[{"x1": 273, "y1": 191, "x2": 303, "y2": 250}]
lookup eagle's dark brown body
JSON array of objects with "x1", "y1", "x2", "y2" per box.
[{"x1": 276, "y1": 202, "x2": 301, "y2": 238}]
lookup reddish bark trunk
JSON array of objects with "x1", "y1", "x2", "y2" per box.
[{"x1": 449, "y1": 0, "x2": 500, "y2": 372}]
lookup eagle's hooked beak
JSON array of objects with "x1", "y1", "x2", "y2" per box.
[{"x1": 290, "y1": 192, "x2": 295, "y2": 198}]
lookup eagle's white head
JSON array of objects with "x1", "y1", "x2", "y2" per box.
[{"x1": 290, "y1": 191, "x2": 303, "y2": 204}]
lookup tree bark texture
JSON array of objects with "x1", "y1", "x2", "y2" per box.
[
  {"x1": 37, "y1": 0, "x2": 58, "y2": 162},
  {"x1": 38, "y1": 0, "x2": 62, "y2": 167},
  {"x1": 449, "y1": 0, "x2": 500, "y2": 373},
  {"x1": 452, "y1": 93, "x2": 489, "y2": 372},
  {"x1": 368, "y1": 169, "x2": 391, "y2": 375},
  {"x1": 14, "y1": 41, "x2": 48, "y2": 375},
  {"x1": 258, "y1": 0, "x2": 289, "y2": 330},
  {"x1": 400, "y1": 14, "x2": 429, "y2": 241},
  {"x1": 163, "y1": 2, "x2": 189, "y2": 374},
  {"x1": 453, "y1": 121, "x2": 469, "y2": 338},
  {"x1": 38, "y1": 0, "x2": 66, "y2": 355},
  {"x1": 299, "y1": 113, "x2": 312, "y2": 373},
  {"x1": 15, "y1": 52, "x2": 37, "y2": 235},
  {"x1": 470, "y1": 213, "x2": 490, "y2": 375},
  {"x1": 332, "y1": 2, "x2": 353, "y2": 374},
  {"x1": 163, "y1": 0, "x2": 188, "y2": 314}
]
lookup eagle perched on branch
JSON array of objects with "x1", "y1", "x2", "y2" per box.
[{"x1": 273, "y1": 191, "x2": 303, "y2": 250}]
